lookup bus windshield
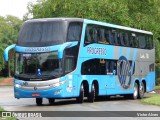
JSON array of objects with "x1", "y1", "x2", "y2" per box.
[
  {"x1": 17, "y1": 21, "x2": 66, "y2": 47},
  {"x1": 15, "y1": 51, "x2": 62, "y2": 80}
]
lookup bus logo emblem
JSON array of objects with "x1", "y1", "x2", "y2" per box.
[{"x1": 117, "y1": 56, "x2": 134, "y2": 89}]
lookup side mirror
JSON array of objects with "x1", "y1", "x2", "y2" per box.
[{"x1": 4, "y1": 44, "x2": 16, "y2": 61}]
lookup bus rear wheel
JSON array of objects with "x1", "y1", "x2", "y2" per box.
[
  {"x1": 76, "y1": 83, "x2": 84, "y2": 103},
  {"x1": 138, "y1": 82, "x2": 145, "y2": 99},
  {"x1": 36, "y1": 98, "x2": 43, "y2": 106},
  {"x1": 88, "y1": 83, "x2": 95, "y2": 103}
]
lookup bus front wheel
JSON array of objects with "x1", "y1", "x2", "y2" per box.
[
  {"x1": 76, "y1": 83, "x2": 84, "y2": 103},
  {"x1": 36, "y1": 98, "x2": 43, "y2": 106}
]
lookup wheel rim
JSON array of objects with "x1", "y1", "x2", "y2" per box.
[
  {"x1": 92, "y1": 84, "x2": 95, "y2": 99},
  {"x1": 134, "y1": 84, "x2": 138, "y2": 98},
  {"x1": 140, "y1": 83, "x2": 144, "y2": 96}
]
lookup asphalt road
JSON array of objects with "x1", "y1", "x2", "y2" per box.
[{"x1": 0, "y1": 86, "x2": 160, "y2": 120}]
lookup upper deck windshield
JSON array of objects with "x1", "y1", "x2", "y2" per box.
[
  {"x1": 15, "y1": 52, "x2": 62, "y2": 80},
  {"x1": 17, "y1": 20, "x2": 83, "y2": 47},
  {"x1": 17, "y1": 21, "x2": 66, "y2": 47}
]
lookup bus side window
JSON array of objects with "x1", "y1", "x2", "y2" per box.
[
  {"x1": 146, "y1": 36, "x2": 150, "y2": 49},
  {"x1": 104, "y1": 29, "x2": 109, "y2": 44},
  {"x1": 120, "y1": 32, "x2": 125, "y2": 46},
  {"x1": 149, "y1": 36, "x2": 153, "y2": 49},
  {"x1": 93, "y1": 28, "x2": 98, "y2": 43},
  {"x1": 106, "y1": 60, "x2": 117, "y2": 75},
  {"x1": 98, "y1": 28, "x2": 105, "y2": 44},
  {"x1": 112, "y1": 30, "x2": 118, "y2": 45},
  {"x1": 109, "y1": 31, "x2": 114, "y2": 44},
  {"x1": 67, "y1": 22, "x2": 82, "y2": 42},
  {"x1": 132, "y1": 33, "x2": 138, "y2": 48},
  {"x1": 117, "y1": 32, "x2": 121, "y2": 45},
  {"x1": 125, "y1": 33, "x2": 129, "y2": 46},
  {"x1": 129, "y1": 33, "x2": 133, "y2": 47},
  {"x1": 139, "y1": 34, "x2": 146, "y2": 49},
  {"x1": 85, "y1": 26, "x2": 92, "y2": 44}
]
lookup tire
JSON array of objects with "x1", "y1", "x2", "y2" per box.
[
  {"x1": 76, "y1": 83, "x2": 84, "y2": 103},
  {"x1": 48, "y1": 98, "x2": 55, "y2": 104},
  {"x1": 36, "y1": 98, "x2": 43, "y2": 106},
  {"x1": 132, "y1": 83, "x2": 138, "y2": 100},
  {"x1": 88, "y1": 84, "x2": 95, "y2": 103},
  {"x1": 138, "y1": 82, "x2": 145, "y2": 99}
]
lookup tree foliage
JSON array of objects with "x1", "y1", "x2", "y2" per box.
[
  {"x1": 27, "y1": 0, "x2": 160, "y2": 62},
  {"x1": 0, "y1": 15, "x2": 22, "y2": 72}
]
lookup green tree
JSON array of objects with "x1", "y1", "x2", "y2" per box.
[{"x1": 0, "y1": 15, "x2": 22, "y2": 75}]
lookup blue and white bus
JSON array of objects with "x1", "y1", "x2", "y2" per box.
[{"x1": 4, "y1": 18, "x2": 155, "y2": 105}]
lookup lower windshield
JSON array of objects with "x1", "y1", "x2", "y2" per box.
[{"x1": 15, "y1": 52, "x2": 62, "y2": 80}]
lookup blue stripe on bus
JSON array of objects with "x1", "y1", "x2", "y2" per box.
[{"x1": 126, "y1": 48, "x2": 130, "y2": 59}]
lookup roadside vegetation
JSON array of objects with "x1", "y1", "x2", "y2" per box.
[
  {"x1": 141, "y1": 85, "x2": 160, "y2": 106},
  {"x1": 141, "y1": 94, "x2": 160, "y2": 106},
  {"x1": 0, "y1": 77, "x2": 4, "y2": 82}
]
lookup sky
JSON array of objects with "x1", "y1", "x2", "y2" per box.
[{"x1": 0, "y1": 0, "x2": 37, "y2": 19}]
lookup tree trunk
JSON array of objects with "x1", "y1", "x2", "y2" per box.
[{"x1": 8, "y1": 61, "x2": 11, "y2": 77}]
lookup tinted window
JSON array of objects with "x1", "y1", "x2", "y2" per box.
[
  {"x1": 139, "y1": 34, "x2": 146, "y2": 49},
  {"x1": 18, "y1": 21, "x2": 66, "y2": 46},
  {"x1": 67, "y1": 22, "x2": 82, "y2": 42}
]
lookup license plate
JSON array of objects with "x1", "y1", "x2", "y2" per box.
[{"x1": 32, "y1": 93, "x2": 40, "y2": 97}]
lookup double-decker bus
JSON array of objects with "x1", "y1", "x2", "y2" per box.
[{"x1": 4, "y1": 18, "x2": 155, "y2": 105}]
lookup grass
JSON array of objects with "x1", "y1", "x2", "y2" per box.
[
  {"x1": 0, "y1": 107, "x2": 16, "y2": 120},
  {"x1": 156, "y1": 85, "x2": 160, "y2": 90},
  {"x1": 141, "y1": 94, "x2": 160, "y2": 106},
  {"x1": 0, "y1": 77, "x2": 4, "y2": 82},
  {"x1": 140, "y1": 85, "x2": 160, "y2": 106}
]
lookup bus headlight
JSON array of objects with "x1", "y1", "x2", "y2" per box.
[
  {"x1": 50, "y1": 80, "x2": 66, "y2": 88},
  {"x1": 15, "y1": 83, "x2": 22, "y2": 88}
]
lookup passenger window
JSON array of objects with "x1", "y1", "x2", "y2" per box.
[
  {"x1": 109, "y1": 30, "x2": 114, "y2": 44},
  {"x1": 98, "y1": 28, "x2": 109, "y2": 44},
  {"x1": 85, "y1": 26, "x2": 92, "y2": 44},
  {"x1": 112, "y1": 30, "x2": 118, "y2": 45},
  {"x1": 139, "y1": 35, "x2": 146, "y2": 49},
  {"x1": 149, "y1": 36, "x2": 153, "y2": 49},
  {"x1": 106, "y1": 60, "x2": 117, "y2": 75},
  {"x1": 92, "y1": 28, "x2": 98, "y2": 43},
  {"x1": 67, "y1": 22, "x2": 82, "y2": 42},
  {"x1": 124, "y1": 33, "x2": 129, "y2": 46},
  {"x1": 117, "y1": 32, "x2": 121, "y2": 45},
  {"x1": 132, "y1": 33, "x2": 138, "y2": 48},
  {"x1": 120, "y1": 32, "x2": 125, "y2": 46}
]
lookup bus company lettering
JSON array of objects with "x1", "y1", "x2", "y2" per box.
[
  {"x1": 25, "y1": 47, "x2": 50, "y2": 52},
  {"x1": 117, "y1": 56, "x2": 134, "y2": 89},
  {"x1": 87, "y1": 47, "x2": 107, "y2": 55}
]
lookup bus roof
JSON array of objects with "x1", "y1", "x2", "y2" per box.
[
  {"x1": 84, "y1": 19, "x2": 153, "y2": 35},
  {"x1": 25, "y1": 18, "x2": 153, "y2": 35},
  {"x1": 25, "y1": 18, "x2": 84, "y2": 23}
]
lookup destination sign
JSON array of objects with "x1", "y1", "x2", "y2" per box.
[
  {"x1": 25, "y1": 47, "x2": 50, "y2": 52},
  {"x1": 87, "y1": 47, "x2": 107, "y2": 55}
]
